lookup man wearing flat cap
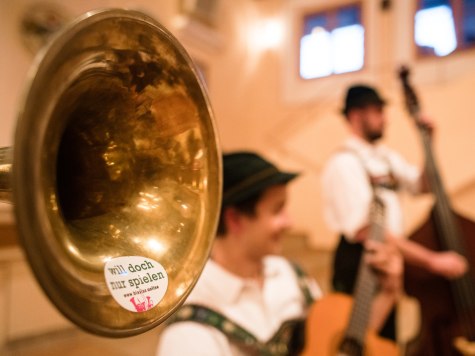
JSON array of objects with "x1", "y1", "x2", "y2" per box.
[
  {"x1": 321, "y1": 84, "x2": 467, "y2": 341},
  {"x1": 157, "y1": 151, "x2": 402, "y2": 355},
  {"x1": 157, "y1": 151, "x2": 321, "y2": 355}
]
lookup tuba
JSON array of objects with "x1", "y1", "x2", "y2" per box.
[{"x1": 0, "y1": 8, "x2": 221, "y2": 337}]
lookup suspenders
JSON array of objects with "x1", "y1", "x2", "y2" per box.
[
  {"x1": 170, "y1": 304, "x2": 304, "y2": 355},
  {"x1": 167, "y1": 262, "x2": 315, "y2": 355},
  {"x1": 332, "y1": 147, "x2": 394, "y2": 294},
  {"x1": 343, "y1": 147, "x2": 399, "y2": 191}
]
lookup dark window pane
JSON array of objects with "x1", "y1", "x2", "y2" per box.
[
  {"x1": 463, "y1": 0, "x2": 475, "y2": 45},
  {"x1": 420, "y1": 0, "x2": 450, "y2": 9},
  {"x1": 336, "y1": 5, "x2": 360, "y2": 27},
  {"x1": 303, "y1": 14, "x2": 327, "y2": 36}
]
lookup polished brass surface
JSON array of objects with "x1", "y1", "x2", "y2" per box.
[{"x1": 1, "y1": 9, "x2": 221, "y2": 337}]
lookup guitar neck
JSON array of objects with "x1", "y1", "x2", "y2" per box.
[
  {"x1": 344, "y1": 195, "x2": 385, "y2": 344},
  {"x1": 345, "y1": 262, "x2": 379, "y2": 343}
]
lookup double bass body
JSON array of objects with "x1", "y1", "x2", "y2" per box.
[
  {"x1": 405, "y1": 211, "x2": 475, "y2": 355},
  {"x1": 399, "y1": 67, "x2": 475, "y2": 356}
]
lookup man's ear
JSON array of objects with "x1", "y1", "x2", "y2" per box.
[
  {"x1": 347, "y1": 108, "x2": 363, "y2": 131},
  {"x1": 223, "y1": 207, "x2": 242, "y2": 234},
  {"x1": 346, "y1": 108, "x2": 360, "y2": 123}
]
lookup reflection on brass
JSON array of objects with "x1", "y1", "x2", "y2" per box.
[{"x1": 0, "y1": 9, "x2": 221, "y2": 337}]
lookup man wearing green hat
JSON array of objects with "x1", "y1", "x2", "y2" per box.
[{"x1": 157, "y1": 151, "x2": 401, "y2": 355}]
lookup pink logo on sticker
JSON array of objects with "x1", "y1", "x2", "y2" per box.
[
  {"x1": 130, "y1": 296, "x2": 154, "y2": 312},
  {"x1": 104, "y1": 256, "x2": 168, "y2": 313}
]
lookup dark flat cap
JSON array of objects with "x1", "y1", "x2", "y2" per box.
[
  {"x1": 222, "y1": 151, "x2": 298, "y2": 206},
  {"x1": 342, "y1": 84, "x2": 387, "y2": 115}
]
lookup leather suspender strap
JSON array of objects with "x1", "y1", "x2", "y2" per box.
[
  {"x1": 341, "y1": 148, "x2": 399, "y2": 191},
  {"x1": 170, "y1": 304, "x2": 303, "y2": 355},
  {"x1": 171, "y1": 304, "x2": 262, "y2": 351},
  {"x1": 290, "y1": 261, "x2": 315, "y2": 307},
  {"x1": 167, "y1": 262, "x2": 313, "y2": 355}
]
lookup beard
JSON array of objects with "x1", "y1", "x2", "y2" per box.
[
  {"x1": 362, "y1": 120, "x2": 383, "y2": 142},
  {"x1": 365, "y1": 130, "x2": 383, "y2": 142}
]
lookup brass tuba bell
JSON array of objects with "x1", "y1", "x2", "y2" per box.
[{"x1": 0, "y1": 8, "x2": 221, "y2": 337}]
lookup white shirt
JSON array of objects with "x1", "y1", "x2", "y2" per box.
[
  {"x1": 321, "y1": 136, "x2": 422, "y2": 241},
  {"x1": 156, "y1": 256, "x2": 322, "y2": 356}
]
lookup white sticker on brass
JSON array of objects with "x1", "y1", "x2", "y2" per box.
[{"x1": 104, "y1": 256, "x2": 168, "y2": 312}]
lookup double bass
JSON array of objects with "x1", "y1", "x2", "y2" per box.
[{"x1": 399, "y1": 67, "x2": 475, "y2": 356}]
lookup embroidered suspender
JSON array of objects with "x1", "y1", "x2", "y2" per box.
[
  {"x1": 171, "y1": 304, "x2": 263, "y2": 353},
  {"x1": 171, "y1": 304, "x2": 303, "y2": 355},
  {"x1": 290, "y1": 261, "x2": 315, "y2": 308},
  {"x1": 167, "y1": 262, "x2": 315, "y2": 355}
]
